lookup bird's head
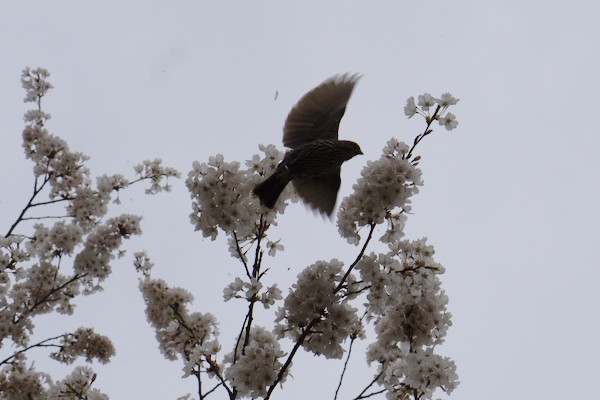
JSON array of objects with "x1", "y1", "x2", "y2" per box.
[{"x1": 339, "y1": 140, "x2": 363, "y2": 161}]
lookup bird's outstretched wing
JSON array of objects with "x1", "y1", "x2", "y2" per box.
[
  {"x1": 292, "y1": 171, "x2": 341, "y2": 217},
  {"x1": 283, "y1": 74, "x2": 361, "y2": 149}
]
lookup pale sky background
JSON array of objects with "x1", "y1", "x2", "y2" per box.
[{"x1": 1, "y1": 1, "x2": 599, "y2": 399}]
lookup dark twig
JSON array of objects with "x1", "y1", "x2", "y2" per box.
[
  {"x1": 0, "y1": 334, "x2": 65, "y2": 366},
  {"x1": 405, "y1": 105, "x2": 441, "y2": 160},
  {"x1": 265, "y1": 319, "x2": 319, "y2": 399},
  {"x1": 333, "y1": 335, "x2": 356, "y2": 400},
  {"x1": 5, "y1": 175, "x2": 50, "y2": 238},
  {"x1": 335, "y1": 222, "x2": 376, "y2": 294},
  {"x1": 352, "y1": 371, "x2": 385, "y2": 400}
]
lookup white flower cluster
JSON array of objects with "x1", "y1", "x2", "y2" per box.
[
  {"x1": 48, "y1": 366, "x2": 108, "y2": 400},
  {"x1": 22, "y1": 125, "x2": 90, "y2": 199},
  {"x1": 27, "y1": 222, "x2": 84, "y2": 260},
  {"x1": 0, "y1": 361, "x2": 51, "y2": 399},
  {"x1": 0, "y1": 236, "x2": 29, "y2": 272},
  {"x1": 361, "y1": 239, "x2": 451, "y2": 349},
  {"x1": 404, "y1": 92, "x2": 460, "y2": 131},
  {"x1": 133, "y1": 251, "x2": 154, "y2": 277},
  {"x1": 0, "y1": 216, "x2": 143, "y2": 353},
  {"x1": 134, "y1": 159, "x2": 181, "y2": 194},
  {"x1": 50, "y1": 328, "x2": 115, "y2": 365},
  {"x1": 1, "y1": 67, "x2": 181, "y2": 398},
  {"x1": 139, "y1": 278, "x2": 220, "y2": 363},
  {"x1": 223, "y1": 277, "x2": 282, "y2": 309},
  {"x1": 73, "y1": 215, "x2": 142, "y2": 293},
  {"x1": 223, "y1": 326, "x2": 286, "y2": 398},
  {"x1": 383, "y1": 348, "x2": 459, "y2": 399},
  {"x1": 337, "y1": 139, "x2": 423, "y2": 244},
  {"x1": 21, "y1": 67, "x2": 53, "y2": 104},
  {"x1": 275, "y1": 259, "x2": 360, "y2": 359},
  {"x1": 186, "y1": 145, "x2": 288, "y2": 241},
  {"x1": 0, "y1": 362, "x2": 109, "y2": 400},
  {"x1": 356, "y1": 238, "x2": 456, "y2": 398}
]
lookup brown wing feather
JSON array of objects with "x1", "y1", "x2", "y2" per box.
[
  {"x1": 292, "y1": 171, "x2": 341, "y2": 217},
  {"x1": 283, "y1": 73, "x2": 361, "y2": 149}
]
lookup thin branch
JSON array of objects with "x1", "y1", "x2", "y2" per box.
[
  {"x1": 196, "y1": 369, "x2": 203, "y2": 400},
  {"x1": 405, "y1": 105, "x2": 441, "y2": 160},
  {"x1": 199, "y1": 355, "x2": 233, "y2": 400},
  {"x1": 233, "y1": 313, "x2": 250, "y2": 364},
  {"x1": 5, "y1": 175, "x2": 50, "y2": 238},
  {"x1": 30, "y1": 197, "x2": 71, "y2": 207},
  {"x1": 335, "y1": 222, "x2": 376, "y2": 294},
  {"x1": 241, "y1": 300, "x2": 256, "y2": 355},
  {"x1": 265, "y1": 319, "x2": 319, "y2": 400},
  {"x1": 355, "y1": 388, "x2": 387, "y2": 399},
  {"x1": 352, "y1": 371, "x2": 385, "y2": 400},
  {"x1": 0, "y1": 334, "x2": 65, "y2": 366},
  {"x1": 172, "y1": 308, "x2": 233, "y2": 398},
  {"x1": 21, "y1": 215, "x2": 69, "y2": 221},
  {"x1": 202, "y1": 381, "x2": 223, "y2": 397},
  {"x1": 232, "y1": 231, "x2": 251, "y2": 279},
  {"x1": 16, "y1": 273, "x2": 85, "y2": 324},
  {"x1": 334, "y1": 335, "x2": 356, "y2": 400},
  {"x1": 239, "y1": 215, "x2": 267, "y2": 356},
  {"x1": 252, "y1": 215, "x2": 266, "y2": 277}
]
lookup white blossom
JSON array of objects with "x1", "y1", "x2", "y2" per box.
[
  {"x1": 266, "y1": 239, "x2": 284, "y2": 256},
  {"x1": 275, "y1": 259, "x2": 358, "y2": 359},
  {"x1": 50, "y1": 327, "x2": 115, "y2": 364},
  {"x1": 435, "y1": 92, "x2": 460, "y2": 107},
  {"x1": 418, "y1": 93, "x2": 435, "y2": 111},
  {"x1": 438, "y1": 112, "x2": 459, "y2": 131},
  {"x1": 133, "y1": 159, "x2": 180, "y2": 194},
  {"x1": 382, "y1": 347, "x2": 459, "y2": 399},
  {"x1": 337, "y1": 139, "x2": 423, "y2": 244},
  {"x1": 403, "y1": 96, "x2": 417, "y2": 118},
  {"x1": 244, "y1": 277, "x2": 263, "y2": 300},
  {"x1": 260, "y1": 284, "x2": 282, "y2": 309},
  {"x1": 224, "y1": 326, "x2": 286, "y2": 398},
  {"x1": 21, "y1": 67, "x2": 53, "y2": 103},
  {"x1": 48, "y1": 366, "x2": 108, "y2": 400},
  {"x1": 139, "y1": 278, "x2": 220, "y2": 361},
  {"x1": 133, "y1": 251, "x2": 154, "y2": 277},
  {"x1": 223, "y1": 277, "x2": 244, "y2": 301}
]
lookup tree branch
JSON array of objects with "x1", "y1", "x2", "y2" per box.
[
  {"x1": 0, "y1": 334, "x2": 65, "y2": 366},
  {"x1": 5, "y1": 175, "x2": 50, "y2": 238},
  {"x1": 405, "y1": 105, "x2": 441, "y2": 160},
  {"x1": 335, "y1": 222, "x2": 376, "y2": 294},
  {"x1": 334, "y1": 334, "x2": 356, "y2": 400}
]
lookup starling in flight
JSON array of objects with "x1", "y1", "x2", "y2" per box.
[{"x1": 253, "y1": 74, "x2": 362, "y2": 216}]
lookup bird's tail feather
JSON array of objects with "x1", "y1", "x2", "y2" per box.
[{"x1": 253, "y1": 172, "x2": 290, "y2": 209}]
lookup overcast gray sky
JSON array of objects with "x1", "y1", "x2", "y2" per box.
[{"x1": 2, "y1": 1, "x2": 599, "y2": 399}]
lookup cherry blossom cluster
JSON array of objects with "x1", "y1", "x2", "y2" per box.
[
  {"x1": 50, "y1": 327, "x2": 115, "y2": 365},
  {"x1": 134, "y1": 159, "x2": 180, "y2": 195},
  {"x1": 223, "y1": 277, "x2": 282, "y2": 309},
  {"x1": 404, "y1": 92, "x2": 460, "y2": 131},
  {"x1": 383, "y1": 347, "x2": 458, "y2": 399},
  {"x1": 337, "y1": 138, "x2": 423, "y2": 244},
  {"x1": 1, "y1": 67, "x2": 179, "y2": 398},
  {"x1": 186, "y1": 144, "x2": 296, "y2": 241},
  {"x1": 138, "y1": 276, "x2": 221, "y2": 374},
  {"x1": 48, "y1": 366, "x2": 108, "y2": 400},
  {"x1": 274, "y1": 259, "x2": 361, "y2": 359},
  {"x1": 223, "y1": 326, "x2": 287, "y2": 398},
  {"x1": 359, "y1": 238, "x2": 458, "y2": 399},
  {"x1": 0, "y1": 357, "x2": 109, "y2": 399}
]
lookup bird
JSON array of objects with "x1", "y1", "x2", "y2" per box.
[{"x1": 253, "y1": 73, "x2": 363, "y2": 216}]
